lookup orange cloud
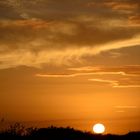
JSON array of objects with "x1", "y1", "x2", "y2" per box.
[
  {"x1": 0, "y1": 35, "x2": 140, "y2": 69},
  {"x1": 0, "y1": 1, "x2": 140, "y2": 69},
  {"x1": 129, "y1": 14, "x2": 140, "y2": 26},
  {"x1": 103, "y1": 1, "x2": 138, "y2": 12},
  {"x1": 68, "y1": 65, "x2": 140, "y2": 76},
  {"x1": 114, "y1": 106, "x2": 138, "y2": 109},
  {"x1": 89, "y1": 78, "x2": 140, "y2": 88},
  {"x1": 36, "y1": 65, "x2": 140, "y2": 88},
  {"x1": 0, "y1": 19, "x2": 51, "y2": 29},
  {"x1": 88, "y1": 78, "x2": 118, "y2": 87},
  {"x1": 36, "y1": 71, "x2": 126, "y2": 78}
]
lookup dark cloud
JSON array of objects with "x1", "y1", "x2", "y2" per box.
[
  {"x1": 0, "y1": 1, "x2": 21, "y2": 19},
  {"x1": 0, "y1": 19, "x2": 139, "y2": 48},
  {"x1": 0, "y1": 0, "x2": 140, "y2": 69},
  {"x1": 0, "y1": 0, "x2": 139, "y2": 20},
  {"x1": 129, "y1": 14, "x2": 140, "y2": 25}
]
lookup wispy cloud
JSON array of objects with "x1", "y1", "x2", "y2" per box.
[
  {"x1": 0, "y1": 34, "x2": 140, "y2": 69},
  {"x1": 36, "y1": 75, "x2": 140, "y2": 88},
  {"x1": 36, "y1": 73, "x2": 76, "y2": 78},
  {"x1": 36, "y1": 65, "x2": 140, "y2": 88},
  {"x1": 68, "y1": 65, "x2": 140, "y2": 76},
  {"x1": 114, "y1": 106, "x2": 138, "y2": 109},
  {"x1": 36, "y1": 71, "x2": 126, "y2": 78},
  {"x1": 68, "y1": 66, "x2": 101, "y2": 72},
  {"x1": 103, "y1": 1, "x2": 139, "y2": 12},
  {"x1": 88, "y1": 78, "x2": 118, "y2": 87},
  {"x1": 113, "y1": 85, "x2": 140, "y2": 88},
  {"x1": 115, "y1": 105, "x2": 138, "y2": 113},
  {"x1": 89, "y1": 78, "x2": 140, "y2": 88}
]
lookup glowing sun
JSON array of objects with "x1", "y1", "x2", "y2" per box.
[{"x1": 93, "y1": 123, "x2": 105, "y2": 134}]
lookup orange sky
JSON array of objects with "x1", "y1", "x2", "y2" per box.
[{"x1": 0, "y1": 0, "x2": 140, "y2": 134}]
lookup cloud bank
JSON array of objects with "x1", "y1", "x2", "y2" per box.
[{"x1": 0, "y1": 0, "x2": 140, "y2": 69}]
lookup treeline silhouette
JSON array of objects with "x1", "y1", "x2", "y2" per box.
[{"x1": 0, "y1": 123, "x2": 140, "y2": 140}]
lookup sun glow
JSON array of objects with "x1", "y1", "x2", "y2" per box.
[{"x1": 93, "y1": 123, "x2": 105, "y2": 134}]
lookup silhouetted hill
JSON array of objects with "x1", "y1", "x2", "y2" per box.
[{"x1": 0, "y1": 124, "x2": 140, "y2": 140}]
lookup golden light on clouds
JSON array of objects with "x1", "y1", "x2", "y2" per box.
[{"x1": 0, "y1": 34, "x2": 140, "y2": 69}]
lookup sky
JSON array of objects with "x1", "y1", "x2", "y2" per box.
[{"x1": 0, "y1": 0, "x2": 140, "y2": 134}]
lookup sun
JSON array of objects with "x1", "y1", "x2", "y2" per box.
[{"x1": 93, "y1": 123, "x2": 105, "y2": 134}]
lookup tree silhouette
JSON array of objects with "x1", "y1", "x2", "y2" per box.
[{"x1": 0, "y1": 124, "x2": 140, "y2": 140}]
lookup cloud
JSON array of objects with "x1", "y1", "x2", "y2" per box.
[
  {"x1": 129, "y1": 14, "x2": 140, "y2": 26},
  {"x1": 88, "y1": 78, "x2": 118, "y2": 87},
  {"x1": 0, "y1": 1, "x2": 140, "y2": 69},
  {"x1": 114, "y1": 106, "x2": 138, "y2": 109},
  {"x1": 1, "y1": 0, "x2": 140, "y2": 23},
  {"x1": 36, "y1": 71, "x2": 126, "y2": 78},
  {"x1": 89, "y1": 78, "x2": 140, "y2": 88},
  {"x1": 2, "y1": 0, "x2": 41, "y2": 19},
  {"x1": 86, "y1": 0, "x2": 140, "y2": 27},
  {"x1": 103, "y1": 1, "x2": 139, "y2": 12},
  {"x1": 68, "y1": 65, "x2": 140, "y2": 75},
  {"x1": 36, "y1": 75, "x2": 140, "y2": 88},
  {"x1": 68, "y1": 66, "x2": 101, "y2": 71},
  {"x1": 36, "y1": 65, "x2": 140, "y2": 88},
  {"x1": 5, "y1": 0, "x2": 30, "y2": 19},
  {"x1": 0, "y1": 29, "x2": 140, "y2": 69},
  {"x1": 113, "y1": 85, "x2": 140, "y2": 88},
  {"x1": 114, "y1": 105, "x2": 138, "y2": 113}
]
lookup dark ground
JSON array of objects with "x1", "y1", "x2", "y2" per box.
[{"x1": 0, "y1": 123, "x2": 140, "y2": 140}]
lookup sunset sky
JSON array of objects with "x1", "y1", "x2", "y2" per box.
[{"x1": 0, "y1": 0, "x2": 140, "y2": 134}]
